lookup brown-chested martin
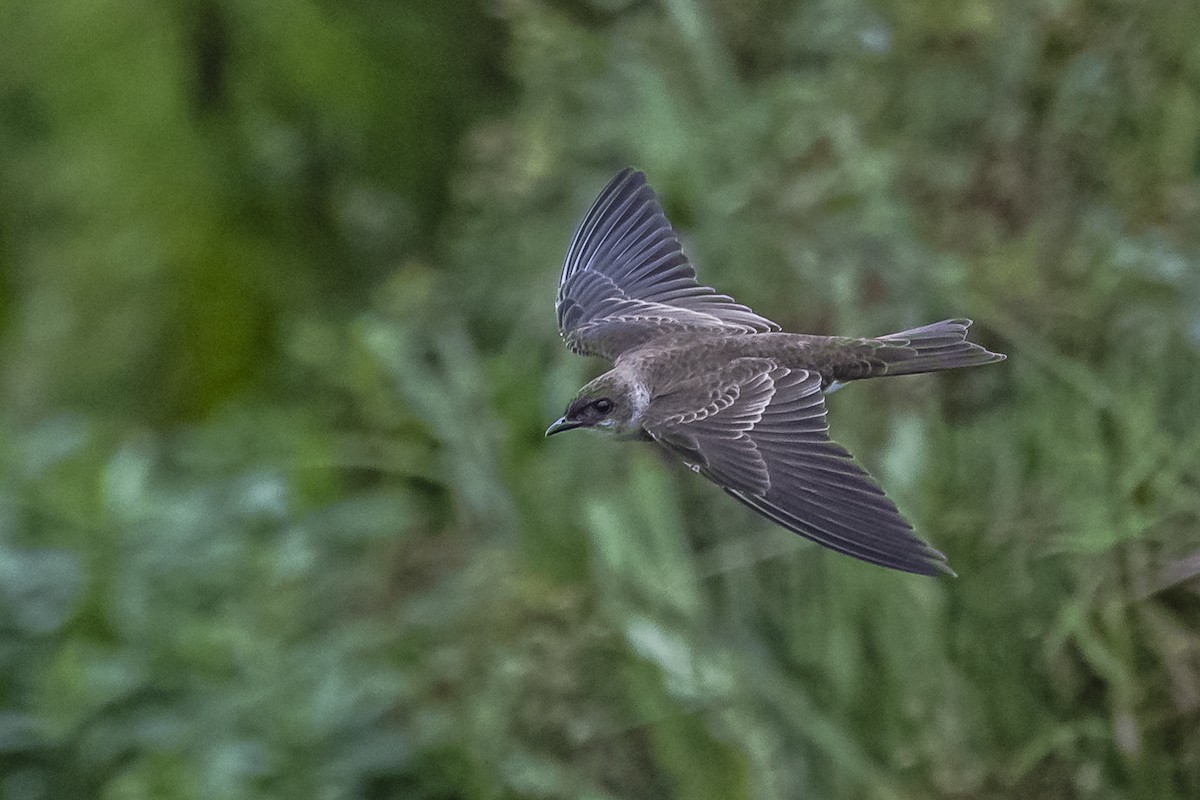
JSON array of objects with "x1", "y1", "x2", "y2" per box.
[{"x1": 546, "y1": 169, "x2": 1006, "y2": 576}]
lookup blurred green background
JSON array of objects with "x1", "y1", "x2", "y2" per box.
[{"x1": 2, "y1": 0, "x2": 1200, "y2": 797}]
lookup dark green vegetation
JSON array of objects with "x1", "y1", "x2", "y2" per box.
[{"x1": 2, "y1": 0, "x2": 1199, "y2": 797}]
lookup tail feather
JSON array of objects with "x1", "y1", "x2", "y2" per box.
[{"x1": 873, "y1": 318, "x2": 1005, "y2": 377}]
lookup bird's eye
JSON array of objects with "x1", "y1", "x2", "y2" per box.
[{"x1": 592, "y1": 398, "x2": 613, "y2": 415}]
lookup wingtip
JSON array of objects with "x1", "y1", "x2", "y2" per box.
[
  {"x1": 923, "y1": 545, "x2": 957, "y2": 578},
  {"x1": 612, "y1": 166, "x2": 644, "y2": 188},
  {"x1": 934, "y1": 560, "x2": 959, "y2": 579},
  {"x1": 590, "y1": 168, "x2": 645, "y2": 206}
]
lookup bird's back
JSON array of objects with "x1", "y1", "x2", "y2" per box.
[
  {"x1": 626, "y1": 319, "x2": 1002, "y2": 393},
  {"x1": 621, "y1": 332, "x2": 847, "y2": 394}
]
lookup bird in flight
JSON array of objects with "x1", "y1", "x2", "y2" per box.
[{"x1": 546, "y1": 169, "x2": 1006, "y2": 576}]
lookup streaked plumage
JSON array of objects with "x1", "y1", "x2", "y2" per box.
[{"x1": 547, "y1": 169, "x2": 1006, "y2": 576}]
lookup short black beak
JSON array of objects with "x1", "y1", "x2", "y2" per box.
[{"x1": 545, "y1": 417, "x2": 582, "y2": 436}]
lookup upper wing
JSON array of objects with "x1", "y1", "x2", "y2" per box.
[
  {"x1": 556, "y1": 169, "x2": 778, "y2": 360},
  {"x1": 643, "y1": 360, "x2": 952, "y2": 576}
]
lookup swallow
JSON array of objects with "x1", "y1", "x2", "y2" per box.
[{"x1": 546, "y1": 169, "x2": 1006, "y2": 576}]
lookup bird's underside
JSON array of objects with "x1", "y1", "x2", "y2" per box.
[{"x1": 550, "y1": 168, "x2": 1007, "y2": 576}]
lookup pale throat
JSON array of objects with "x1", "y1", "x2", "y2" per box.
[{"x1": 627, "y1": 380, "x2": 651, "y2": 425}]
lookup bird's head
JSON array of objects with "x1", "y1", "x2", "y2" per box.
[{"x1": 545, "y1": 372, "x2": 647, "y2": 438}]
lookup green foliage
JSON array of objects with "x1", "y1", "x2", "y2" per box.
[{"x1": 2, "y1": 0, "x2": 1200, "y2": 798}]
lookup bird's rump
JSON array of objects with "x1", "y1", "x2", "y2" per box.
[{"x1": 644, "y1": 361, "x2": 952, "y2": 576}]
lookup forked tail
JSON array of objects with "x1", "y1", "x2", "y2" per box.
[{"x1": 872, "y1": 318, "x2": 1005, "y2": 377}]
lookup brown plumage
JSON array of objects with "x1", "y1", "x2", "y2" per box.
[{"x1": 546, "y1": 168, "x2": 1006, "y2": 576}]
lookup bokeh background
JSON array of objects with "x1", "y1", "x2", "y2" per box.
[{"x1": 2, "y1": 0, "x2": 1200, "y2": 797}]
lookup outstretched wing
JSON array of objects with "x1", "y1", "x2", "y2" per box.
[
  {"x1": 643, "y1": 360, "x2": 952, "y2": 576},
  {"x1": 556, "y1": 169, "x2": 778, "y2": 360}
]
